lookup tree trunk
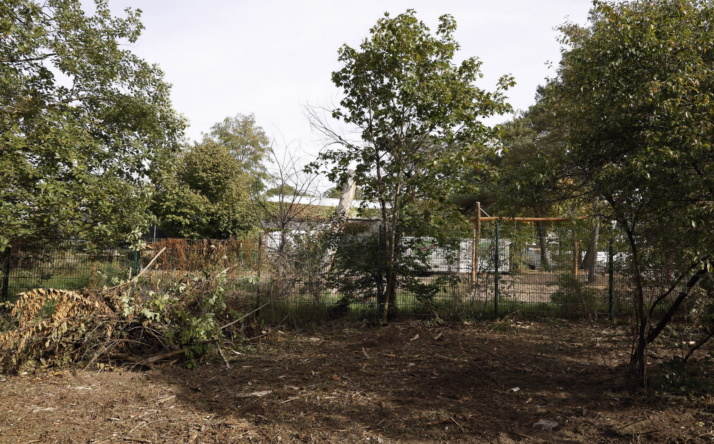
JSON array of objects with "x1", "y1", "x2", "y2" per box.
[
  {"x1": 381, "y1": 223, "x2": 398, "y2": 324},
  {"x1": 536, "y1": 222, "x2": 551, "y2": 271},
  {"x1": 626, "y1": 228, "x2": 648, "y2": 388},
  {"x1": 586, "y1": 218, "x2": 600, "y2": 283}
]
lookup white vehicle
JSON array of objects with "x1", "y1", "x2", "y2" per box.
[{"x1": 403, "y1": 237, "x2": 510, "y2": 274}]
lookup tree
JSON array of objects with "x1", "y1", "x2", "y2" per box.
[
  {"x1": 495, "y1": 92, "x2": 571, "y2": 270},
  {"x1": 256, "y1": 148, "x2": 322, "y2": 255},
  {"x1": 496, "y1": 88, "x2": 570, "y2": 215},
  {"x1": 323, "y1": 184, "x2": 364, "y2": 200},
  {"x1": 308, "y1": 10, "x2": 513, "y2": 321},
  {"x1": 553, "y1": 0, "x2": 714, "y2": 386},
  {"x1": 152, "y1": 141, "x2": 255, "y2": 239},
  {"x1": 495, "y1": 87, "x2": 603, "y2": 277},
  {"x1": 201, "y1": 113, "x2": 271, "y2": 191},
  {"x1": 0, "y1": 0, "x2": 185, "y2": 249}
]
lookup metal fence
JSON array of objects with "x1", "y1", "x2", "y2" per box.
[
  {"x1": 0, "y1": 238, "x2": 261, "y2": 301},
  {"x1": 255, "y1": 223, "x2": 628, "y2": 323},
  {"x1": 1, "y1": 225, "x2": 635, "y2": 322},
  {"x1": 1, "y1": 241, "x2": 135, "y2": 299}
]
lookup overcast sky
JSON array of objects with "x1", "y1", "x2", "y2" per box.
[{"x1": 103, "y1": 0, "x2": 593, "y2": 163}]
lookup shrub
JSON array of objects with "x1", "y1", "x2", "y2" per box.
[{"x1": 550, "y1": 274, "x2": 598, "y2": 317}]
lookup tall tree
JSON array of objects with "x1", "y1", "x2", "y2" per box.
[
  {"x1": 323, "y1": 184, "x2": 363, "y2": 200},
  {"x1": 496, "y1": 87, "x2": 570, "y2": 215},
  {"x1": 495, "y1": 86, "x2": 587, "y2": 272},
  {"x1": 553, "y1": 0, "x2": 714, "y2": 386},
  {"x1": 152, "y1": 141, "x2": 255, "y2": 239},
  {"x1": 256, "y1": 148, "x2": 322, "y2": 251},
  {"x1": 0, "y1": 0, "x2": 185, "y2": 248},
  {"x1": 308, "y1": 10, "x2": 513, "y2": 320},
  {"x1": 202, "y1": 113, "x2": 271, "y2": 190}
]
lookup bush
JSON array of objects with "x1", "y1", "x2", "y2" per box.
[
  {"x1": 550, "y1": 274, "x2": 598, "y2": 317},
  {"x1": 0, "y1": 268, "x2": 249, "y2": 373}
]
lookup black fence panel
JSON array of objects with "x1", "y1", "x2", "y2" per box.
[
  {"x1": 1, "y1": 240, "x2": 133, "y2": 301},
  {"x1": 0, "y1": 227, "x2": 641, "y2": 323}
]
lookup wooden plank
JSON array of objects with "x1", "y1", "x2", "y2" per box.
[{"x1": 470, "y1": 216, "x2": 588, "y2": 222}]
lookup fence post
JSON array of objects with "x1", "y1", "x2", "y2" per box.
[
  {"x1": 608, "y1": 235, "x2": 615, "y2": 320},
  {"x1": 494, "y1": 222, "x2": 500, "y2": 318},
  {"x1": 1, "y1": 247, "x2": 10, "y2": 302}
]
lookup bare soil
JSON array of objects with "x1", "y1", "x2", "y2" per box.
[{"x1": 1, "y1": 321, "x2": 713, "y2": 443}]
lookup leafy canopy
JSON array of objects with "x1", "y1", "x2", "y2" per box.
[
  {"x1": 555, "y1": 0, "x2": 714, "y2": 261},
  {"x1": 308, "y1": 10, "x2": 512, "y2": 318},
  {"x1": 152, "y1": 141, "x2": 255, "y2": 239},
  {"x1": 494, "y1": 85, "x2": 572, "y2": 217},
  {"x1": 551, "y1": 0, "x2": 714, "y2": 384},
  {"x1": 201, "y1": 113, "x2": 271, "y2": 191},
  {"x1": 0, "y1": 0, "x2": 185, "y2": 248},
  {"x1": 310, "y1": 9, "x2": 513, "y2": 223}
]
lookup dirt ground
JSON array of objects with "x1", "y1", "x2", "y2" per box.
[{"x1": 1, "y1": 321, "x2": 713, "y2": 443}]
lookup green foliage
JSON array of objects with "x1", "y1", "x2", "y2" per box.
[
  {"x1": 156, "y1": 273, "x2": 228, "y2": 367},
  {"x1": 0, "y1": 0, "x2": 185, "y2": 249},
  {"x1": 152, "y1": 113, "x2": 273, "y2": 238},
  {"x1": 313, "y1": 10, "x2": 512, "y2": 207},
  {"x1": 327, "y1": 233, "x2": 386, "y2": 304},
  {"x1": 326, "y1": 232, "x2": 462, "y2": 312},
  {"x1": 548, "y1": 0, "x2": 714, "y2": 384},
  {"x1": 494, "y1": 87, "x2": 570, "y2": 218},
  {"x1": 152, "y1": 141, "x2": 257, "y2": 239},
  {"x1": 406, "y1": 273, "x2": 462, "y2": 309},
  {"x1": 202, "y1": 113, "x2": 271, "y2": 191},
  {"x1": 554, "y1": 0, "x2": 714, "y2": 264},
  {"x1": 550, "y1": 274, "x2": 597, "y2": 317},
  {"x1": 0, "y1": 302, "x2": 14, "y2": 333},
  {"x1": 0, "y1": 269, "x2": 240, "y2": 372},
  {"x1": 308, "y1": 10, "x2": 512, "y2": 318}
]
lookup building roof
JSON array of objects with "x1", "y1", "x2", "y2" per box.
[{"x1": 265, "y1": 195, "x2": 381, "y2": 210}]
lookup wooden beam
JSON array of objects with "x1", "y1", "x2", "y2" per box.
[{"x1": 470, "y1": 216, "x2": 588, "y2": 223}]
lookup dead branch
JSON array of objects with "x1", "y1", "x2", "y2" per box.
[
  {"x1": 221, "y1": 302, "x2": 270, "y2": 330},
  {"x1": 107, "y1": 247, "x2": 167, "y2": 291}
]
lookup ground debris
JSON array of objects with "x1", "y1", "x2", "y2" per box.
[
  {"x1": 0, "y1": 322, "x2": 711, "y2": 443},
  {"x1": 533, "y1": 419, "x2": 559, "y2": 431}
]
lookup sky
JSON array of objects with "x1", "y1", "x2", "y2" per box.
[{"x1": 101, "y1": 0, "x2": 593, "y2": 166}]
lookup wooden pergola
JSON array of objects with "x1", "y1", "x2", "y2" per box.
[{"x1": 468, "y1": 202, "x2": 589, "y2": 282}]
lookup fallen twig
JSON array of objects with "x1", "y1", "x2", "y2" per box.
[
  {"x1": 450, "y1": 416, "x2": 465, "y2": 432},
  {"x1": 221, "y1": 302, "x2": 270, "y2": 330},
  {"x1": 110, "y1": 349, "x2": 185, "y2": 366},
  {"x1": 217, "y1": 345, "x2": 231, "y2": 369},
  {"x1": 139, "y1": 349, "x2": 185, "y2": 365}
]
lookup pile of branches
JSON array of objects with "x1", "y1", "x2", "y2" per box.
[{"x1": 0, "y1": 249, "x2": 259, "y2": 374}]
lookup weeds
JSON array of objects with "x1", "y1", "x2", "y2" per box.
[
  {"x1": 0, "y1": 256, "x2": 255, "y2": 373},
  {"x1": 551, "y1": 274, "x2": 598, "y2": 318}
]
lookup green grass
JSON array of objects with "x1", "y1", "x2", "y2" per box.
[{"x1": 4, "y1": 260, "x2": 130, "y2": 302}]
